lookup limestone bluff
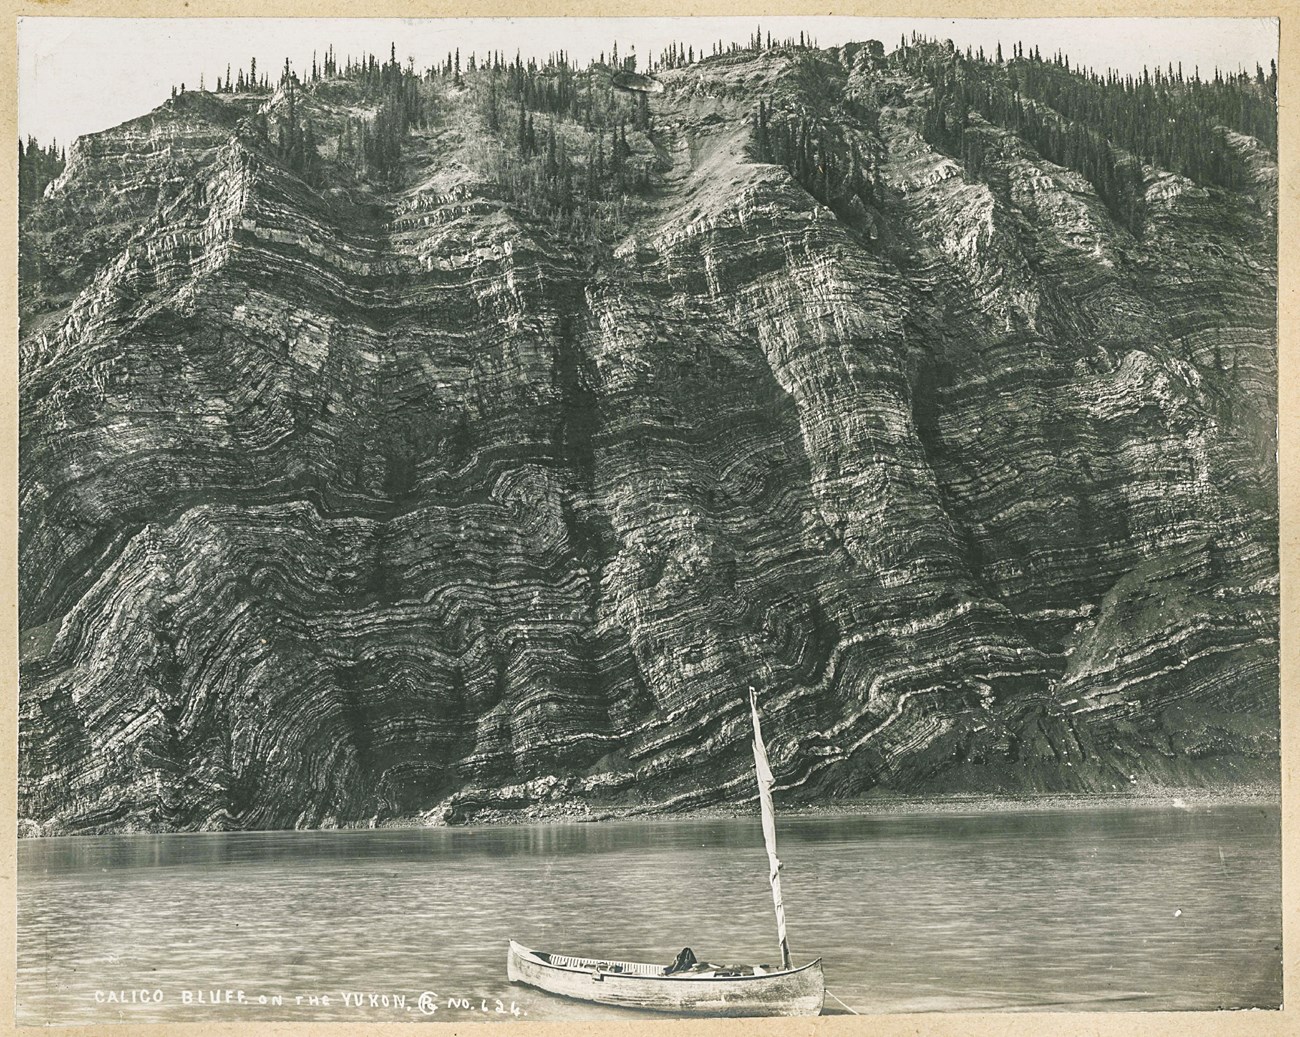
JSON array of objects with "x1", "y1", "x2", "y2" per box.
[{"x1": 18, "y1": 40, "x2": 1278, "y2": 834}]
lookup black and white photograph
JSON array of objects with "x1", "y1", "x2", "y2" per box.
[{"x1": 14, "y1": 12, "x2": 1283, "y2": 1025}]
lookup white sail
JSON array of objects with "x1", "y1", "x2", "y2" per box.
[{"x1": 749, "y1": 686, "x2": 791, "y2": 970}]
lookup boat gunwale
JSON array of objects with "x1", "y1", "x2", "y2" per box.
[{"x1": 509, "y1": 941, "x2": 823, "y2": 985}]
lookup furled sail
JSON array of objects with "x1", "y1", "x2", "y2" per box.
[{"x1": 749, "y1": 686, "x2": 791, "y2": 970}]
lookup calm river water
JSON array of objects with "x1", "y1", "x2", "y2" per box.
[{"x1": 17, "y1": 802, "x2": 1281, "y2": 1024}]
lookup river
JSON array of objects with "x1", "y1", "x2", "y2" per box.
[{"x1": 16, "y1": 801, "x2": 1281, "y2": 1023}]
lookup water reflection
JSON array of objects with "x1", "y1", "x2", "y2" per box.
[{"x1": 18, "y1": 804, "x2": 1282, "y2": 1023}]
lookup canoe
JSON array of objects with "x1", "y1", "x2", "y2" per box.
[
  {"x1": 505, "y1": 688, "x2": 823, "y2": 1017},
  {"x1": 506, "y1": 940, "x2": 825, "y2": 1017}
]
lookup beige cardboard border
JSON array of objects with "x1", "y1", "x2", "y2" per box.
[{"x1": 1, "y1": 2, "x2": 1293, "y2": 1035}]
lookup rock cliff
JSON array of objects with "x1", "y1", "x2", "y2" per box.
[{"x1": 18, "y1": 42, "x2": 1278, "y2": 833}]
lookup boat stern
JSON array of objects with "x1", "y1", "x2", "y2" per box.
[{"x1": 506, "y1": 940, "x2": 535, "y2": 984}]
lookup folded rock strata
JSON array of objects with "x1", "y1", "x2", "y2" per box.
[{"x1": 18, "y1": 45, "x2": 1278, "y2": 833}]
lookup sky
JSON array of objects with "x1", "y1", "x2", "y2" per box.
[{"x1": 18, "y1": 16, "x2": 1279, "y2": 149}]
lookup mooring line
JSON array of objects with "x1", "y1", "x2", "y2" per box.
[{"x1": 825, "y1": 988, "x2": 862, "y2": 1015}]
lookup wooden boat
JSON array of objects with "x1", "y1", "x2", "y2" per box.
[
  {"x1": 506, "y1": 941, "x2": 825, "y2": 1017},
  {"x1": 507, "y1": 688, "x2": 825, "y2": 1017}
]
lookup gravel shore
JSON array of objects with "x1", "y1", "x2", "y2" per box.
[
  {"x1": 662, "y1": 785, "x2": 1281, "y2": 821},
  {"x1": 415, "y1": 782, "x2": 1282, "y2": 828}
]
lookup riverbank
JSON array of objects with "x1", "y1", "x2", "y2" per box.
[
  {"x1": 410, "y1": 781, "x2": 1282, "y2": 828},
  {"x1": 669, "y1": 784, "x2": 1282, "y2": 820},
  {"x1": 18, "y1": 782, "x2": 1281, "y2": 837}
]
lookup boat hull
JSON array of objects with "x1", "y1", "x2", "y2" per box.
[{"x1": 506, "y1": 941, "x2": 824, "y2": 1017}]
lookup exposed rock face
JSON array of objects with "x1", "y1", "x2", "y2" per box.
[{"x1": 19, "y1": 46, "x2": 1278, "y2": 833}]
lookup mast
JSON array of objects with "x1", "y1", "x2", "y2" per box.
[{"x1": 749, "y1": 686, "x2": 791, "y2": 971}]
